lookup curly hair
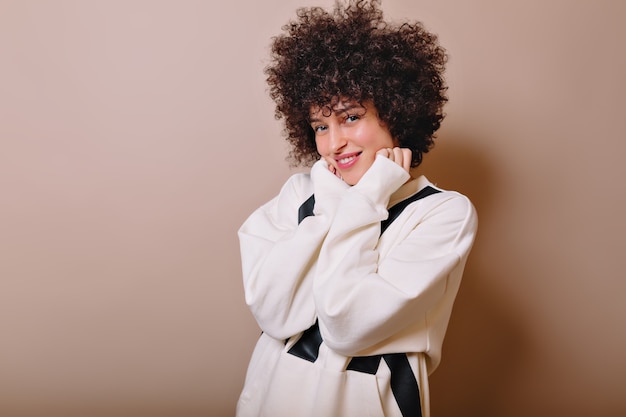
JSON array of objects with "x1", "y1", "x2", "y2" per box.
[{"x1": 265, "y1": 0, "x2": 448, "y2": 167}]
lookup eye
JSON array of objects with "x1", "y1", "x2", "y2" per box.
[
  {"x1": 312, "y1": 124, "x2": 328, "y2": 133},
  {"x1": 343, "y1": 109, "x2": 366, "y2": 123}
]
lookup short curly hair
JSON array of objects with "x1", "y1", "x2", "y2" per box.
[{"x1": 265, "y1": 0, "x2": 448, "y2": 167}]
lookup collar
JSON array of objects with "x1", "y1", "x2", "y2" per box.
[{"x1": 388, "y1": 175, "x2": 433, "y2": 208}]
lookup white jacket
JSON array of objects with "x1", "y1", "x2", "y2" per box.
[{"x1": 237, "y1": 156, "x2": 478, "y2": 417}]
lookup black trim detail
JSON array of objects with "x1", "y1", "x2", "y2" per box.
[
  {"x1": 382, "y1": 186, "x2": 440, "y2": 234},
  {"x1": 287, "y1": 320, "x2": 323, "y2": 362},
  {"x1": 384, "y1": 353, "x2": 423, "y2": 417},
  {"x1": 346, "y1": 354, "x2": 382, "y2": 374},
  {"x1": 298, "y1": 194, "x2": 315, "y2": 224}
]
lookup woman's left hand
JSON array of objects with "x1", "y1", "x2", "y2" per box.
[{"x1": 377, "y1": 147, "x2": 412, "y2": 174}]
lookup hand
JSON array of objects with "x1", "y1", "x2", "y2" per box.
[
  {"x1": 376, "y1": 147, "x2": 412, "y2": 174},
  {"x1": 324, "y1": 157, "x2": 342, "y2": 179}
]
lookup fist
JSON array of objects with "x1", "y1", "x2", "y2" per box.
[{"x1": 377, "y1": 147, "x2": 412, "y2": 173}]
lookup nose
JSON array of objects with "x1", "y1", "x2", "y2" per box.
[{"x1": 327, "y1": 125, "x2": 347, "y2": 154}]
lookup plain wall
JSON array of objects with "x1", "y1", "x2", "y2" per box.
[{"x1": 1, "y1": 1, "x2": 624, "y2": 416}]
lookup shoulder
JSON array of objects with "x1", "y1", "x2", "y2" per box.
[
  {"x1": 411, "y1": 176, "x2": 473, "y2": 208},
  {"x1": 430, "y1": 186, "x2": 475, "y2": 212},
  {"x1": 421, "y1": 183, "x2": 478, "y2": 240},
  {"x1": 398, "y1": 176, "x2": 477, "y2": 229}
]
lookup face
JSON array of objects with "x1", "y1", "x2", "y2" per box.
[{"x1": 310, "y1": 100, "x2": 396, "y2": 186}]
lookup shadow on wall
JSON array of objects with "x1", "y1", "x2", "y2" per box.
[{"x1": 421, "y1": 134, "x2": 526, "y2": 417}]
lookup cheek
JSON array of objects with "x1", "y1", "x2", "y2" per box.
[
  {"x1": 377, "y1": 129, "x2": 396, "y2": 147},
  {"x1": 356, "y1": 124, "x2": 394, "y2": 150},
  {"x1": 315, "y1": 138, "x2": 326, "y2": 155},
  {"x1": 377, "y1": 136, "x2": 394, "y2": 149},
  {"x1": 376, "y1": 128, "x2": 396, "y2": 148},
  {"x1": 366, "y1": 135, "x2": 394, "y2": 152}
]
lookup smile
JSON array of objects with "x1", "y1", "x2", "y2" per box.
[{"x1": 335, "y1": 152, "x2": 361, "y2": 169}]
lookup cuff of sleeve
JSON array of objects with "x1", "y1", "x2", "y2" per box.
[
  {"x1": 310, "y1": 159, "x2": 350, "y2": 215},
  {"x1": 311, "y1": 159, "x2": 350, "y2": 192},
  {"x1": 351, "y1": 155, "x2": 411, "y2": 206}
]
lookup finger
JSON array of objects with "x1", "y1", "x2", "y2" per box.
[
  {"x1": 326, "y1": 160, "x2": 343, "y2": 179},
  {"x1": 401, "y1": 148, "x2": 412, "y2": 172},
  {"x1": 376, "y1": 148, "x2": 391, "y2": 158},
  {"x1": 392, "y1": 147, "x2": 403, "y2": 165}
]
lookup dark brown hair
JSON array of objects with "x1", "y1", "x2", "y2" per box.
[{"x1": 265, "y1": 0, "x2": 448, "y2": 167}]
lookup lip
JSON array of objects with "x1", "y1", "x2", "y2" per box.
[{"x1": 334, "y1": 152, "x2": 361, "y2": 170}]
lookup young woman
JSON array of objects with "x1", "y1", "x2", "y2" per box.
[{"x1": 236, "y1": 1, "x2": 477, "y2": 416}]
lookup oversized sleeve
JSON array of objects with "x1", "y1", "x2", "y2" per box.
[
  {"x1": 313, "y1": 156, "x2": 478, "y2": 356},
  {"x1": 239, "y1": 161, "x2": 349, "y2": 340}
]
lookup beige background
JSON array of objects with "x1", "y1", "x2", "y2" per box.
[{"x1": 1, "y1": 1, "x2": 624, "y2": 416}]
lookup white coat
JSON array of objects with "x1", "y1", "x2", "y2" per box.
[{"x1": 237, "y1": 156, "x2": 478, "y2": 417}]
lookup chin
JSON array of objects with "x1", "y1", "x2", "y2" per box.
[{"x1": 343, "y1": 175, "x2": 361, "y2": 186}]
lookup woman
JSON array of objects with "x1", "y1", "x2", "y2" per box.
[{"x1": 236, "y1": 1, "x2": 477, "y2": 416}]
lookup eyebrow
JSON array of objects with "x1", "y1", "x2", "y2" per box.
[{"x1": 309, "y1": 102, "x2": 365, "y2": 123}]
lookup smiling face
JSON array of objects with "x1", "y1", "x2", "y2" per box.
[{"x1": 310, "y1": 100, "x2": 396, "y2": 186}]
